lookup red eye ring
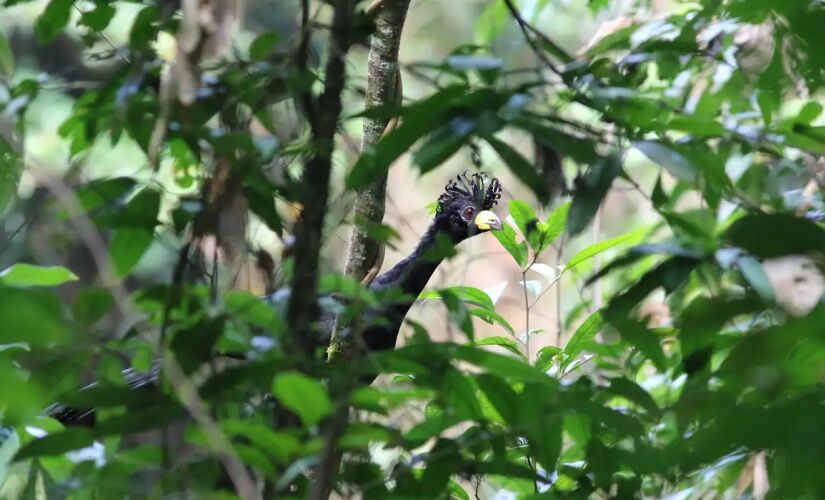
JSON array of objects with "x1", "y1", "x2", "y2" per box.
[{"x1": 463, "y1": 207, "x2": 476, "y2": 219}]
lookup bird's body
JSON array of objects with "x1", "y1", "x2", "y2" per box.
[{"x1": 50, "y1": 172, "x2": 502, "y2": 425}]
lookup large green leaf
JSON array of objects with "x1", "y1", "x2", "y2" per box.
[
  {"x1": 563, "y1": 310, "x2": 604, "y2": 361},
  {"x1": 272, "y1": 371, "x2": 332, "y2": 427},
  {"x1": 493, "y1": 223, "x2": 529, "y2": 269},
  {"x1": 567, "y1": 153, "x2": 623, "y2": 235},
  {"x1": 725, "y1": 213, "x2": 825, "y2": 258},
  {"x1": 485, "y1": 135, "x2": 550, "y2": 204},
  {"x1": 347, "y1": 85, "x2": 468, "y2": 189},
  {"x1": 420, "y1": 286, "x2": 495, "y2": 310},
  {"x1": 110, "y1": 228, "x2": 153, "y2": 277},
  {"x1": 15, "y1": 429, "x2": 96, "y2": 460},
  {"x1": 471, "y1": 336, "x2": 523, "y2": 357},
  {"x1": 0, "y1": 287, "x2": 69, "y2": 346},
  {"x1": 635, "y1": 140, "x2": 697, "y2": 183},
  {"x1": 0, "y1": 264, "x2": 78, "y2": 287},
  {"x1": 34, "y1": 0, "x2": 73, "y2": 42}
]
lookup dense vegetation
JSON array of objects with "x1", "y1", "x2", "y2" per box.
[{"x1": 2, "y1": 0, "x2": 825, "y2": 498}]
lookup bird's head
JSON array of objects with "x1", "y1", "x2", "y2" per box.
[{"x1": 435, "y1": 172, "x2": 503, "y2": 241}]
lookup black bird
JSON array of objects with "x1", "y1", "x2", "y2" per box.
[
  {"x1": 49, "y1": 172, "x2": 503, "y2": 426},
  {"x1": 356, "y1": 171, "x2": 502, "y2": 352}
]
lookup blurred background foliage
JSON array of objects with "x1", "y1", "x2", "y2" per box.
[{"x1": 1, "y1": 0, "x2": 825, "y2": 498}]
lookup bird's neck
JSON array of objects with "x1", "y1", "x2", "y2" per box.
[{"x1": 371, "y1": 218, "x2": 459, "y2": 296}]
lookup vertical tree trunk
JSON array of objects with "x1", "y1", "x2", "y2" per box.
[
  {"x1": 327, "y1": 0, "x2": 411, "y2": 363},
  {"x1": 286, "y1": 0, "x2": 358, "y2": 352}
]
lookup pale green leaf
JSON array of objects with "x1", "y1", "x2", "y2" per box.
[
  {"x1": 564, "y1": 227, "x2": 647, "y2": 272},
  {"x1": 0, "y1": 264, "x2": 78, "y2": 287}
]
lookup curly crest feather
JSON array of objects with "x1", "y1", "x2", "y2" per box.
[{"x1": 437, "y1": 172, "x2": 502, "y2": 213}]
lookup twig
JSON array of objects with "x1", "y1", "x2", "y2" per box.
[
  {"x1": 501, "y1": 0, "x2": 563, "y2": 77},
  {"x1": 555, "y1": 232, "x2": 567, "y2": 347}
]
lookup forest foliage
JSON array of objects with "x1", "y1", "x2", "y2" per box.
[{"x1": 2, "y1": 0, "x2": 825, "y2": 498}]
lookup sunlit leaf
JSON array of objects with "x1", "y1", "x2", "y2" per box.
[
  {"x1": 0, "y1": 264, "x2": 78, "y2": 287},
  {"x1": 562, "y1": 310, "x2": 603, "y2": 367},
  {"x1": 493, "y1": 224, "x2": 529, "y2": 269},
  {"x1": 471, "y1": 336, "x2": 523, "y2": 357},
  {"x1": 565, "y1": 227, "x2": 647, "y2": 271}
]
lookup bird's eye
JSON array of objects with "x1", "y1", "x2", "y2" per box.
[{"x1": 462, "y1": 206, "x2": 476, "y2": 220}]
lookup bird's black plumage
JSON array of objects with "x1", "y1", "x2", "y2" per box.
[{"x1": 50, "y1": 172, "x2": 503, "y2": 425}]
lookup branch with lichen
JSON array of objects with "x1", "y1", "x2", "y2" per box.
[{"x1": 327, "y1": 0, "x2": 411, "y2": 365}]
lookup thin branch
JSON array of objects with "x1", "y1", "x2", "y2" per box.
[{"x1": 501, "y1": 0, "x2": 563, "y2": 77}]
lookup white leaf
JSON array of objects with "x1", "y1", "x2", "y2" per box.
[
  {"x1": 482, "y1": 281, "x2": 508, "y2": 306},
  {"x1": 530, "y1": 263, "x2": 557, "y2": 282},
  {"x1": 517, "y1": 328, "x2": 543, "y2": 343},
  {"x1": 519, "y1": 280, "x2": 542, "y2": 296}
]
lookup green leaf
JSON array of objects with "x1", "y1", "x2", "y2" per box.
[
  {"x1": 651, "y1": 172, "x2": 667, "y2": 207},
  {"x1": 634, "y1": 140, "x2": 696, "y2": 183},
  {"x1": 563, "y1": 310, "x2": 604, "y2": 359},
  {"x1": 485, "y1": 135, "x2": 550, "y2": 204},
  {"x1": 737, "y1": 255, "x2": 775, "y2": 302},
  {"x1": 0, "y1": 288, "x2": 68, "y2": 347},
  {"x1": 493, "y1": 224, "x2": 529, "y2": 269},
  {"x1": 347, "y1": 85, "x2": 468, "y2": 189},
  {"x1": 171, "y1": 316, "x2": 225, "y2": 374},
  {"x1": 607, "y1": 315, "x2": 668, "y2": 372},
  {"x1": 509, "y1": 199, "x2": 537, "y2": 241},
  {"x1": 110, "y1": 228, "x2": 153, "y2": 277},
  {"x1": 0, "y1": 32, "x2": 14, "y2": 76},
  {"x1": 471, "y1": 336, "x2": 524, "y2": 357},
  {"x1": 469, "y1": 308, "x2": 516, "y2": 336},
  {"x1": 15, "y1": 428, "x2": 96, "y2": 460},
  {"x1": 567, "y1": 153, "x2": 623, "y2": 235},
  {"x1": 129, "y1": 6, "x2": 159, "y2": 48},
  {"x1": 475, "y1": 0, "x2": 508, "y2": 44},
  {"x1": 725, "y1": 213, "x2": 825, "y2": 258},
  {"x1": 0, "y1": 264, "x2": 78, "y2": 287},
  {"x1": 420, "y1": 286, "x2": 495, "y2": 310},
  {"x1": 606, "y1": 378, "x2": 659, "y2": 416},
  {"x1": 78, "y1": 1, "x2": 116, "y2": 30},
  {"x1": 798, "y1": 101, "x2": 823, "y2": 124},
  {"x1": 221, "y1": 420, "x2": 300, "y2": 464},
  {"x1": 565, "y1": 227, "x2": 647, "y2": 271},
  {"x1": 756, "y1": 90, "x2": 775, "y2": 124},
  {"x1": 475, "y1": 373, "x2": 519, "y2": 423},
  {"x1": 413, "y1": 127, "x2": 468, "y2": 173},
  {"x1": 666, "y1": 116, "x2": 726, "y2": 137},
  {"x1": 0, "y1": 136, "x2": 23, "y2": 214},
  {"x1": 535, "y1": 345, "x2": 562, "y2": 373},
  {"x1": 543, "y1": 201, "x2": 569, "y2": 245},
  {"x1": 249, "y1": 31, "x2": 280, "y2": 60},
  {"x1": 272, "y1": 371, "x2": 332, "y2": 427},
  {"x1": 35, "y1": 0, "x2": 73, "y2": 42}
]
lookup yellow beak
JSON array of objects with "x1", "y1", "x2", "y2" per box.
[{"x1": 475, "y1": 210, "x2": 502, "y2": 231}]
